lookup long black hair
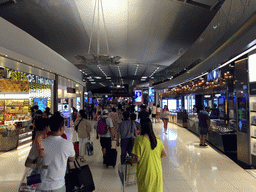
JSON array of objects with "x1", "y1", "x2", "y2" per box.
[
  {"x1": 79, "y1": 110, "x2": 87, "y2": 119},
  {"x1": 140, "y1": 118, "x2": 157, "y2": 150}
]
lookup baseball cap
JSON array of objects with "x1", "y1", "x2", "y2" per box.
[{"x1": 103, "y1": 109, "x2": 109, "y2": 114}]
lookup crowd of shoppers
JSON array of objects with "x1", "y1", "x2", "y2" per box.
[{"x1": 25, "y1": 102, "x2": 170, "y2": 192}]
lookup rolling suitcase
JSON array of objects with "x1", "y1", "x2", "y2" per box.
[{"x1": 105, "y1": 148, "x2": 117, "y2": 168}]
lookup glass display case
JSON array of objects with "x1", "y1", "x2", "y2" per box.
[
  {"x1": 210, "y1": 119, "x2": 235, "y2": 134},
  {"x1": 249, "y1": 95, "x2": 256, "y2": 164}
]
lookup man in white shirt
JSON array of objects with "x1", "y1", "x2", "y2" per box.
[{"x1": 25, "y1": 115, "x2": 75, "y2": 192}]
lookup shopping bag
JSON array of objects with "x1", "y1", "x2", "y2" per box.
[
  {"x1": 72, "y1": 131, "x2": 79, "y2": 143},
  {"x1": 86, "y1": 142, "x2": 93, "y2": 156},
  {"x1": 19, "y1": 162, "x2": 48, "y2": 192},
  {"x1": 19, "y1": 167, "x2": 38, "y2": 192},
  {"x1": 65, "y1": 159, "x2": 95, "y2": 192}
]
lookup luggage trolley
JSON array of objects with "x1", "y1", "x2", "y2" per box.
[{"x1": 118, "y1": 160, "x2": 137, "y2": 192}]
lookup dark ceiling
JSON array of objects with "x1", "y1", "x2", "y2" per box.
[{"x1": 0, "y1": 0, "x2": 223, "y2": 91}]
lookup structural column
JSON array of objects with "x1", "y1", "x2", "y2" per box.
[{"x1": 53, "y1": 74, "x2": 58, "y2": 112}]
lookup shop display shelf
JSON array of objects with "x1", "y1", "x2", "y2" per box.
[
  {"x1": 19, "y1": 131, "x2": 32, "y2": 140},
  {"x1": 5, "y1": 105, "x2": 24, "y2": 107},
  {"x1": 250, "y1": 111, "x2": 256, "y2": 112},
  {"x1": 251, "y1": 136, "x2": 256, "y2": 139},
  {"x1": 19, "y1": 136, "x2": 32, "y2": 144},
  {"x1": 251, "y1": 124, "x2": 256, "y2": 126}
]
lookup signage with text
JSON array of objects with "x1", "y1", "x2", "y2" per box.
[{"x1": 2, "y1": 67, "x2": 54, "y2": 85}]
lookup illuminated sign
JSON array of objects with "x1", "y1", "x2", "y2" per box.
[
  {"x1": 207, "y1": 69, "x2": 221, "y2": 81},
  {"x1": 134, "y1": 90, "x2": 142, "y2": 103},
  {"x1": 4, "y1": 67, "x2": 54, "y2": 85},
  {"x1": 26, "y1": 74, "x2": 54, "y2": 85},
  {"x1": 6, "y1": 68, "x2": 28, "y2": 81}
]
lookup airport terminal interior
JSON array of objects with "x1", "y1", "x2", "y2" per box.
[{"x1": 1, "y1": 0, "x2": 256, "y2": 191}]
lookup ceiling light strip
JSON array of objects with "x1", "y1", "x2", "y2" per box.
[
  {"x1": 118, "y1": 66, "x2": 122, "y2": 77},
  {"x1": 97, "y1": 65, "x2": 108, "y2": 77},
  {"x1": 149, "y1": 66, "x2": 160, "y2": 77},
  {"x1": 134, "y1": 65, "x2": 139, "y2": 75},
  {"x1": 99, "y1": 82, "x2": 105, "y2": 87}
]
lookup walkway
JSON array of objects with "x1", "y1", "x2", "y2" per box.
[{"x1": 1, "y1": 121, "x2": 256, "y2": 191}]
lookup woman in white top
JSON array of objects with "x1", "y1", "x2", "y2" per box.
[
  {"x1": 161, "y1": 105, "x2": 170, "y2": 134},
  {"x1": 156, "y1": 104, "x2": 161, "y2": 123},
  {"x1": 152, "y1": 103, "x2": 157, "y2": 123}
]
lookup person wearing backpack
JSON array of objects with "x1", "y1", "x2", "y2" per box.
[{"x1": 96, "y1": 109, "x2": 114, "y2": 163}]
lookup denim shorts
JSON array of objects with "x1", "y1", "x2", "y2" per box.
[
  {"x1": 199, "y1": 127, "x2": 208, "y2": 136},
  {"x1": 162, "y1": 118, "x2": 169, "y2": 121}
]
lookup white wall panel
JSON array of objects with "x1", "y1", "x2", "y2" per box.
[{"x1": 0, "y1": 18, "x2": 82, "y2": 84}]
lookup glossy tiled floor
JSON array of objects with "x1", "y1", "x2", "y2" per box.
[{"x1": 1, "y1": 121, "x2": 256, "y2": 192}]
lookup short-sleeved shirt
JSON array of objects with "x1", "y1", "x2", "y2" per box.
[
  {"x1": 28, "y1": 136, "x2": 75, "y2": 191},
  {"x1": 152, "y1": 106, "x2": 157, "y2": 114},
  {"x1": 198, "y1": 110, "x2": 210, "y2": 128},
  {"x1": 100, "y1": 115, "x2": 113, "y2": 138},
  {"x1": 132, "y1": 136, "x2": 164, "y2": 192},
  {"x1": 117, "y1": 120, "x2": 136, "y2": 139}
]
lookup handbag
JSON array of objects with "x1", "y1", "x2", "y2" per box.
[
  {"x1": 75, "y1": 118, "x2": 83, "y2": 131},
  {"x1": 65, "y1": 159, "x2": 95, "y2": 192}
]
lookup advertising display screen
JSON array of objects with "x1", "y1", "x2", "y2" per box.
[
  {"x1": 134, "y1": 90, "x2": 142, "y2": 103},
  {"x1": 33, "y1": 98, "x2": 47, "y2": 111},
  {"x1": 84, "y1": 97, "x2": 88, "y2": 103},
  {"x1": 77, "y1": 97, "x2": 81, "y2": 111},
  {"x1": 149, "y1": 87, "x2": 154, "y2": 102},
  {"x1": 168, "y1": 99, "x2": 176, "y2": 111},
  {"x1": 162, "y1": 99, "x2": 167, "y2": 109},
  {"x1": 89, "y1": 98, "x2": 92, "y2": 104}
]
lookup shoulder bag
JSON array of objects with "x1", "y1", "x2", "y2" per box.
[{"x1": 74, "y1": 118, "x2": 83, "y2": 132}]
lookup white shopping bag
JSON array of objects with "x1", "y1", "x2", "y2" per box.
[{"x1": 72, "y1": 131, "x2": 79, "y2": 143}]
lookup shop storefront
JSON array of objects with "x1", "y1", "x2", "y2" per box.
[
  {"x1": 58, "y1": 76, "x2": 84, "y2": 127},
  {"x1": 0, "y1": 66, "x2": 54, "y2": 151},
  {"x1": 160, "y1": 62, "x2": 237, "y2": 153}
]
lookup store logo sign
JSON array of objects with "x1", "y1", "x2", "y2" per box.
[
  {"x1": 26, "y1": 74, "x2": 54, "y2": 85},
  {"x1": 6, "y1": 68, "x2": 28, "y2": 81},
  {"x1": 5, "y1": 67, "x2": 54, "y2": 85}
]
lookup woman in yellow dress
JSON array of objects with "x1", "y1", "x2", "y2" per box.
[{"x1": 129, "y1": 118, "x2": 167, "y2": 192}]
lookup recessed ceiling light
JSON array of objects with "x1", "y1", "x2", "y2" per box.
[
  {"x1": 106, "y1": 77, "x2": 111, "y2": 79},
  {"x1": 91, "y1": 82, "x2": 96, "y2": 84},
  {"x1": 89, "y1": 79, "x2": 94, "y2": 81},
  {"x1": 141, "y1": 76, "x2": 147, "y2": 79},
  {"x1": 95, "y1": 77, "x2": 102, "y2": 79}
]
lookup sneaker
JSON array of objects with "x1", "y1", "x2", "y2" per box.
[
  {"x1": 199, "y1": 144, "x2": 202, "y2": 146},
  {"x1": 202, "y1": 144, "x2": 208, "y2": 147}
]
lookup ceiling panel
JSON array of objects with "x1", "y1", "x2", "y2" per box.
[{"x1": 0, "y1": 0, "x2": 219, "y2": 91}]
